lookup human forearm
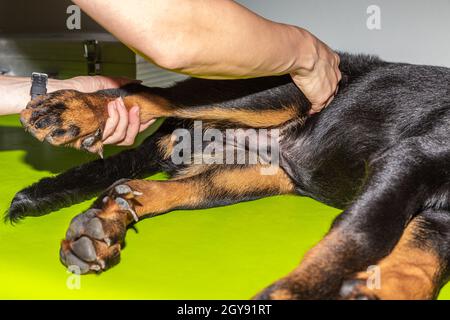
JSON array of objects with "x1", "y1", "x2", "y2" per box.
[
  {"x1": 0, "y1": 76, "x2": 79, "y2": 115},
  {"x1": 74, "y1": 0, "x2": 340, "y2": 112},
  {"x1": 72, "y1": 0, "x2": 318, "y2": 79},
  {"x1": 0, "y1": 76, "x2": 139, "y2": 116}
]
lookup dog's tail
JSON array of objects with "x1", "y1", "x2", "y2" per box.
[{"x1": 5, "y1": 132, "x2": 174, "y2": 223}]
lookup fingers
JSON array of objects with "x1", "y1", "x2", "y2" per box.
[
  {"x1": 103, "y1": 98, "x2": 129, "y2": 145},
  {"x1": 293, "y1": 41, "x2": 342, "y2": 115},
  {"x1": 308, "y1": 82, "x2": 340, "y2": 115},
  {"x1": 103, "y1": 101, "x2": 119, "y2": 140},
  {"x1": 117, "y1": 107, "x2": 140, "y2": 146},
  {"x1": 102, "y1": 98, "x2": 155, "y2": 146},
  {"x1": 117, "y1": 110, "x2": 156, "y2": 146},
  {"x1": 69, "y1": 76, "x2": 142, "y2": 92},
  {"x1": 303, "y1": 54, "x2": 342, "y2": 115}
]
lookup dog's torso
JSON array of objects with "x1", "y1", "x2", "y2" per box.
[{"x1": 279, "y1": 55, "x2": 450, "y2": 209}]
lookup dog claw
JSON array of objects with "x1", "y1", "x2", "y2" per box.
[
  {"x1": 115, "y1": 197, "x2": 139, "y2": 222},
  {"x1": 98, "y1": 259, "x2": 106, "y2": 269},
  {"x1": 339, "y1": 279, "x2": 363, "y2": 297},
  {"x1": 115, "y1": 197, "x2": 130, "y2": 209},
  {"x1": 81, "y1": 135, "x2": 96, "y2": 149},
  {"x1": 81, "y1": 129, "x2": 102, "y2": 148},
  {"x1": 115, "y1": 184, "x2": 133, "y2": 195},
  {"x1": 90, "y1": 264, "x2": 102, "y2": 272}
]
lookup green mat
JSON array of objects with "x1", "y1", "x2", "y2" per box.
[{"x1": 0, "y1": 114, "x2": 448, "y2": 300}]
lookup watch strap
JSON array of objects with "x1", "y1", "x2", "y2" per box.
[{"x1": 30, "y1": 72, "x2": 48, "y2": 99}]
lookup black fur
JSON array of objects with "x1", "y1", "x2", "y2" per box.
[{"x1": 6, "y1": 123, "x2": 178, "y2": 223}]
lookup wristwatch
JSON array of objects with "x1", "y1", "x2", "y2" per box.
[{"x1": 30, "y1": 72, "x2": 48, "y2": 99}]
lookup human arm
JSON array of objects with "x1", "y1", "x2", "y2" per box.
[
  {"x1": 0, "y1": 75, "x2": 153, "y2": 145},
  {"x1": 73, "y1": 0, "x2": 341, "y2": 113}
]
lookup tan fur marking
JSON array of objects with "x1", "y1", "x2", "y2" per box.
[
  {"x1": 269, "y1": 289, "x2": 294, "y2": 300},
  {"x1": 212, "y1": 166, "x2": 295, "y2": 194},
  {"x1": 125, "y1": 180, "x2": 202, "y2": 218},
  {"x1": 172, "y1": 165, "x2": 211, "y2": 180},
  {"x1": 123, "y1": 94, "x2": 172, "y2": 121},
  {"x1": 157, "y1": 134, "x2": 176, "y2": 160},
  {"x1": 255, "y1": 229, "x2": 349, "y2": 300},
  {"x1": 350, "y1": 218, "x2": 442, "y2": 300},
  {"x1": 291, "y1": 230, "x2": 347, "y2": 283},
  {"x1": 111, "y1": 164, "x2": 294, "y2": 222},
  {"x1": 124, "y1": 93, "x2": 298, "y2": 127},
  {"x1": 175, "y1": 106, "x2": 299, "y2": 128}
]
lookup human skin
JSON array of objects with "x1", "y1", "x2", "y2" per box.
[
  {"x1": 0, "y1": 75, "x2": 154, "y2": 145},
  {"x1": 1, "y1": 0, "x2": 340, "y2": 146},
  {"x1": 73, "y1": 0, "x2": 341, "y2": 113}
]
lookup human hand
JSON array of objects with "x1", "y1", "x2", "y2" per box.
[
  {"x1": 102, "y1": 98, "x2": 156, "y2": 146},
  {"x1": 65, "y1": 76, "x2": 155, "y2": 146},
  {"x1": 291, "y1": 32, "x2": 341, "y2": 115},
  {"x1": 67, "y1": 75, "x2": 141, "y2": 93}
]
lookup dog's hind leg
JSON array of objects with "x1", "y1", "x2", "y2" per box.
[
  {"x1": 58, "y1": 164, "x2": 295, "y2": 273},
  {"x1": 253, "y1": 138, "x2": 450, "y2": 300},
  {"x1": 5, "y1": 120, "x2": 181, "y2": 222},
  {"x1": 339, "y1": 209, "x2": 450, "y2": 300}
]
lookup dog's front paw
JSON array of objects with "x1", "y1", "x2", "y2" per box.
[
  {"x1": 20, "y1": 90, "x2": 113, "y2": 155},
  {"x1": 60, "y1": 182, "x2": 143, "y2": 274},
  {"x1": 60, "y1": 208, "x2": 125, "y2": 274}
]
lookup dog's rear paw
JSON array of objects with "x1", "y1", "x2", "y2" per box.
[{"x1": 20, "y1": 90, "x2": 113, "y2": 155}]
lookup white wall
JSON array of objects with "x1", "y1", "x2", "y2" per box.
[{"x1": 237, "y1": 0, "x2": 450, "y2": 67}]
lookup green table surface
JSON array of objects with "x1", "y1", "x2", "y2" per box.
[{"x1": 0, "y1": 114, "x2": 448, "y2": 300}]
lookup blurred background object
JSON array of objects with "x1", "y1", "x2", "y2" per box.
[
  {"x1": 239, "y1": 0, "x2": 450, "y2": 67},
  {"x1": 1, "y1": 0, "x2": 448, "y2": 86},
  {"x1": 0, "y1": 0, "x2": 186, "y2": 86}
]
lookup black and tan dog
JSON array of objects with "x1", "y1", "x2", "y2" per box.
[{"x1": 7, "y1": 52, "x2": 450, "y2": 300}]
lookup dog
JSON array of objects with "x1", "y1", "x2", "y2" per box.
[{"x1": 8, "y1": 52, "x2": 450, "y2": 300}]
